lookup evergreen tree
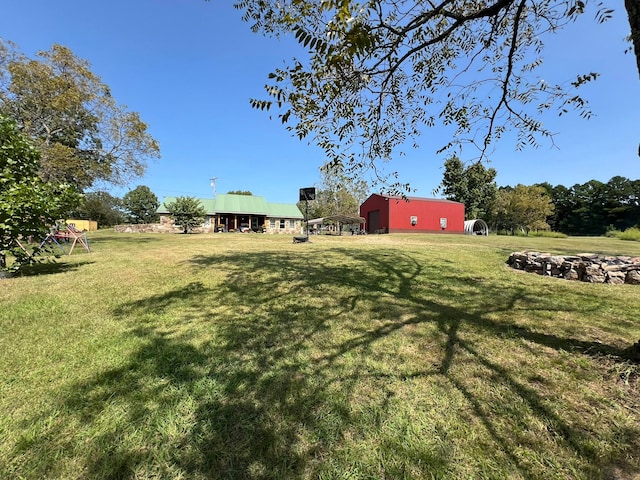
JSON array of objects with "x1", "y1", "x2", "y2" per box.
[{"x1": 438, "y1": 157, "x2": 497, "y2": 220}]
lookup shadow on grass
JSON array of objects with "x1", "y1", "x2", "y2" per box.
[
  {"x1": 8, "y1": 247, "x2": 639, "y2": 479},
  {"x1": 87, "y1": 234, "x2": 165, "y2": 245},
  {"x1": 14, "y1": 259, "x2": 94, "y2": 277}
]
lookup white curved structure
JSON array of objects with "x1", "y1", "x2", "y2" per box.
[{"x1": 464, "y1": 219, "x2": 489, "y2": 235}]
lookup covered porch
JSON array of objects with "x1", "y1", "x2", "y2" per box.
[
  {"x1": 307, "y1": 215, "x2": 366, "y2": 235},
  {"x1": 214, "y1": 213, "x2": 266, "y2": 233}
]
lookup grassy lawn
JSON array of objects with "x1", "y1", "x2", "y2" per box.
[{"x1": 1, "y1": 231, "x2": 639, "y2": 479}]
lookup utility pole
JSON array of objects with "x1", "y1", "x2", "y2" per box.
[{"x1": 210, "y1": 177, "x2": 218, "y2": 199}]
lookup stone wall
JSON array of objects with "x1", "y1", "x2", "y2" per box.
[
  {"x1": 114, "y1": 217, "x2": 213, "y2": 234},
  {"x1": 507, "y1": 252, "x2": 640, "y2": 285},
  {"x1": 114, "y1": 223, "x2": 182, "y2": 234}
]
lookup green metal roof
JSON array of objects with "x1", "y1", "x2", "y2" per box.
[
  {"x1": 157, "y1": 194, "x2": 302, "y2": 218},
  {"x1": 266, "y1": 202, "x2": 304, "y2": 219},
  {"x1": 214, "y1": 194, "x2": 269, "y2": 214}
]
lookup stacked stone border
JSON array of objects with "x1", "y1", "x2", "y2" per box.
[
  {"x1": 114, "y1": 223, "x2": 181, "y2": 234},
  {"x1": 507, "y1": 251, "x2": 640, "y2": 285}
]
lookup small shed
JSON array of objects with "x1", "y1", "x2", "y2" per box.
[{"x1": 359, "y1": 194, "x2": 465, "y2": 234}]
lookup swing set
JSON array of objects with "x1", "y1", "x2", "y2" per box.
[
  {"x1": 13, "y1": 224, "x2": 90, "y2": 259},
  {"x1": 5, "y1": 224, "x2": 90, "y2": 272},
  {"x1": 39, "y1": 223, "x2": 91, "y2": 255}
]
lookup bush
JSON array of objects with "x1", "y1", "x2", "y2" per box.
[
  {"x1": 529, "y1": 230, "x2": 568, "y2": 238},
  {"x1": 494, "y1": 229, "x2": 566, "y2": 238},
  {"x1": 617, "y1": 227, "x2": 640, "y2": 241}
]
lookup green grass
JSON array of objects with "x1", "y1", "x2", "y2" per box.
[{"x1": 1, "y1": 231, "x2": 640, "y2": 479}]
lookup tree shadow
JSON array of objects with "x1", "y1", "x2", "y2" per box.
[
  {"x1": 88, "y1": 234, "x2": 165, "y2": 245},
  {"x1": 8, "y1": 246, "x2": 639, "y2": 478},
  {"x1": 13, "y1": 259, "x2": 94, "y2": 277}
]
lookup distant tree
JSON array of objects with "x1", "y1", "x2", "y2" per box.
[
  {"x1": 0, "y1": 41, "x2": 160, "y2": 191},
  {"x1": 492, "y1": 184, "x2": 554, "y2": 234},
  {"x1": 603, "y1": 176, "x2": 640, "y2": 231},
  {"x1": 72, "y1": 191, "x2": 125, "y2": 227},
  {"x1": 629, "y1": 179, "x2": 640, "y2": 228},
  {"x1": 298, "y1": 169, "x2": 369, "y2": 219},
  {"x1": 544, "y1": 183, "x2": 576, "y2": 234},
  {"x1": 570, "y1": 180, "x2": 609, "y2": 235},
  {"x1": 0, "y1": 115, "x2": 79, "y2": 271},
  {"x1": 226, "y1": 190, "x2": 253, "y2": 195},
  {"x1": 165, "y1": 196, "x2": 206, "y2": 233},
  {"x1": 122, "y1": 185, "x2": 159, "y2": 224},
  {"x1": 438, "y1": 157, "x2": 497, "y2": 220},
  {"x1": 528, "y1": 177, "x2": 640, "y2": 235}
]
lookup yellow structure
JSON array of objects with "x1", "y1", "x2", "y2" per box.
[{"x1": 65, "y1": 219, "x2": 98, "y2": 231}]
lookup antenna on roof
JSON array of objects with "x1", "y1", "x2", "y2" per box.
[{"x1": 210, "y1": 177, "x2": 218, "y2": 199}]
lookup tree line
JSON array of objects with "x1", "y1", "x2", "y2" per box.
[
  {"x1": 487, "y1": 177, "x2": 639, "y2": 236},
  {"x1": 72, "y1": 187, "x2": 161, "y2": 227},
  {"x1": 538, "y1": 177, "x2": 640, "y2": 235},
  {"x1": 438, "y1": 158, "x2": 639, "y2": 235}
]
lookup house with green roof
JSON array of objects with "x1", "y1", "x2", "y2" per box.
[{"x1": 157, "y1": 194, "x2": 303, "y2": 234}]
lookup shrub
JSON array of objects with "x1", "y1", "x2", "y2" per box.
[
  {"x1": 529, "y1": 230, "x2": 568, "y2": 238},
  {"x1": 617, "y1": 227, "x2": 640, "y2": 241}
]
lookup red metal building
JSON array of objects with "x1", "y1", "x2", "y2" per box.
[{"x1": 360, "y1": 194, "x2": 465, "y2": 234}]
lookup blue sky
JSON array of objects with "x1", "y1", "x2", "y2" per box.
[{"x1": 1, "y1": 0, "x2": 638, "y2": 204}]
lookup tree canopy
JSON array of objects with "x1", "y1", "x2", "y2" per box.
[
  {"x1": 298, "y1": 169, "x2": 369, "y2": 219},
  {"x1": 227, "y1": 190, "x2": 253, "y2": 195},
  {"x1": 165, "y1": 196, "x2": 206, "y2": 233},
  {"x1": 437, "y1": 157, "x2": 497, "y2": 220},
  {"x1": 235, "y1": 0, "x2": 639, "y2": 191},
  {"x1": 122, "y1": 185, "x2": 159, "y2": 224},
  {"x1": 0, "y1": 115, "x2": 79, "y2": 271},
  {"x1": 491, "y1": 184, "x2": 554, "y2": 234},
  {"x1": 541, "y1": 176, "x2": 640, "y2": 235},
  {"x1": 0, "y1": 40, "x2": 160, "y2": 191},
  {"x1": 71, "y1": 191, "x2": 125, "y2": 228}
]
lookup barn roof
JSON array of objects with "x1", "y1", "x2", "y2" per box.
[{"x1": 365, "y1": 193, "x2": 464, "y2": 205}]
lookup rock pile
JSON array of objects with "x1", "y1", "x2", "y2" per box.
[{"x1": 507, "y1": 251, "x2": 640, "y2": 285}]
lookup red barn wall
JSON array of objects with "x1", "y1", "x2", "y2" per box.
[{"x1": 360, "y1": 195, "x2": 465, "y2": 234}]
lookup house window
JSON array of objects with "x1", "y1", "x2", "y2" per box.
[
  {"x1": 270, "y1": 219, "x2": 275, "y2": 228},
  {"x1": 280, "y1": 219, "x2": 285, "y2": 229}
]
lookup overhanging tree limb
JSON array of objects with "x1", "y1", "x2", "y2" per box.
[{"x1": 233, "y1": 0, "x2": 638, "y2": 193}]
